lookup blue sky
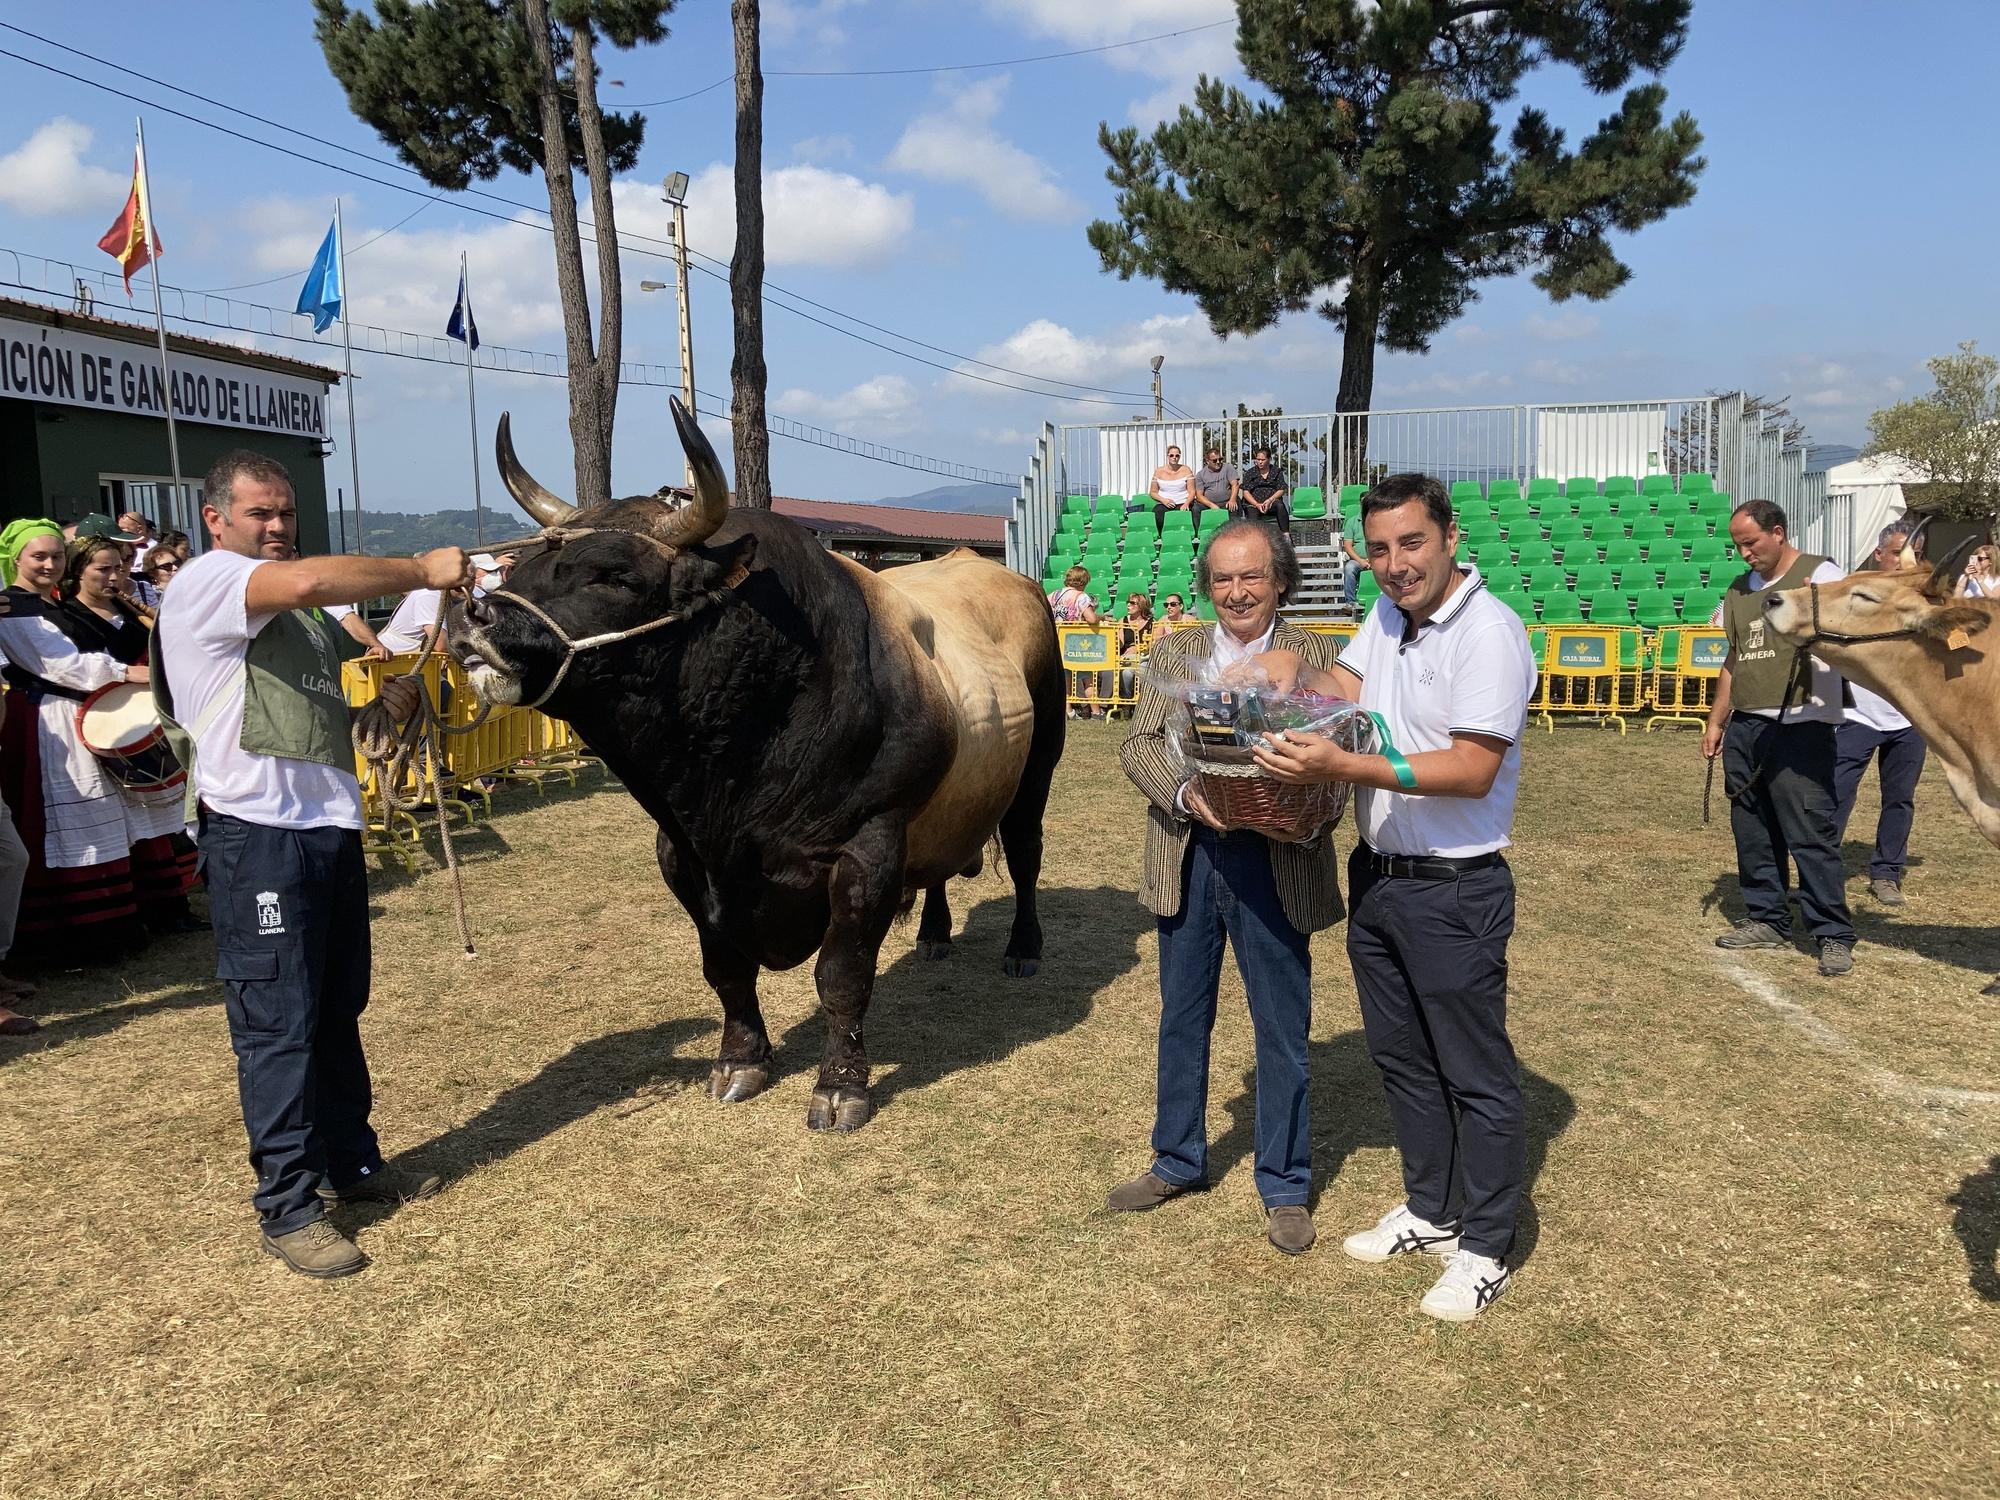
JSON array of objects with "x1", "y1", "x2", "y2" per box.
[{"x1": 0, "y1": 0, "x2": 1994, "y2": 515}]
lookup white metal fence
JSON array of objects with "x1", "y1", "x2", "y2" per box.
[{"x1": 1007, "y1": 394, "x2": 1824, "y2": 578}]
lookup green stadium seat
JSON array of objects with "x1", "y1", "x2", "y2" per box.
[
  {"x1": 1291, "y1": 485, "x2": 1327, "y2": 519},
  {"x1": 1628, "y1": 516, "x2": 1669, "y2": 546},
  {"x1": 1512, "y1": 538, "x2": 1556, "y2": 571},
  {"x1": 1602, "y1": 539, "x2": 1643, "y2": 569},
  {"x1": 1450, "y1": 480, "x2": 1485, "y2": 505},
  {"x1": 1603, "y1": 475, "x2": 1638, "y2": 499},
  {"x1": 1645, "y1": 538, "x2": 1687, "y2": 565},
  {"x1": 1575, "y1": 497, "x2": 1614, "y2": 526},
  {"x1": 1640, "y1": 474, "x2": 1675, "y2": 500},
  {"x1": 1704, "y1": 556, "x2": 1749, "y2": 588},
  {"x1": 1666, "y1": 518, "x2": 1712, "y2": 545},
  {"x1": 1474, "y1": 542, "x2": 1514, "y2": 576},
  {"x1": 1632, "y1": 590, "x2": 1680, "y2": 627},
  {"x1": 1460, "y1": 516, "x2": 1504, "y2": 546},
  {"x1": 1093, "y1": 493, "x2": 1127, "y2": 519},
  {"x1": 1502, "y1": 593, "x2": 1539, "y2": 626},
  {"x1": 1570, "y1": 563, "x2": 1615, "y2": 595},
  {"x1": 1547, "y1": 524, "x2": 1591, "y2": 561},
  {"x1": 1585, "y1": 589, "x2": 1633, "y2": 623},
  {"x1": 1696, "y1": 493, "x2": 1733, "y2": 523},
  {"x1": 1608, "y1": 496, "x2": 1650, "y2": 521},
  {"x1": 1564, "y1": 476, "x2": 1599, "y2": 497},
  {"x1": 1683, "y1": 589, "x2": 1723, "y2": 623},
  {"x1": 1194, "y1": 596, "x2": 1216, "y2": 621},
  {"x1": 1612, "y1": 563, "x2": 1658, "y2": 592},
  {"x1": 1539, "y1": 595, "x2": 1586, "y2": 624},
  {"x1": 1062, "y1": 494, "x2": 1093, "y2": 516},
  {"x1": 1494, "y1": 498, "x2": 1533, "y2": 529},
  {"x1": 1526, "y1": 565, "x2": 1569, "y2": 597},
  {"x1": 1526, "y1": 476, "x2": 1561, "y2": 498},
  {"x1": 1340, "y1": 483, "x2": 1368, "y2": 506},
  {"x1": 1488, "y1": 479, "x2": 1523, "y2": 504},
  {"x1": 1160, "y1": 513, "x2": 1194, "y2": 539},
  {"x1": 1057, "y1": 509, "x2": 1087, "y2": 535},
  {"x1": 1659, "y1": 562, "x2": 1704, "y2": 598},
  {"x1": 1196, "y1": 508, "x2": 1229, "y2": 535},
  {"x1": 1679, "y1": 472, "x2": 1715, "y2": 495},
  {"x1": 1653, "y1": 490, "x2": 1699, "y2": 516}
]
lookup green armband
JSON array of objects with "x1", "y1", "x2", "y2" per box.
[{"x1": 1365, "y1": 711, "x2": 1418, "y2": 791}]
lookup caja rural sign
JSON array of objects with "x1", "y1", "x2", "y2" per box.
[{"x1": 0, "y1": 316, "x2": 329, "y2": 439}]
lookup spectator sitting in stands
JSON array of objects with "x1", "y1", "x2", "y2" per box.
[
  {"x1": 378, "y1": 584, "x2": 447, "y2": 655},
  {"x1": 1160, "y1": 593, "x2": 1191, "y2": 629},
  {"x1": 1150, "y1": 446, "x2": 1198, "y2": 535},
  {"x1": 1237, "y1": 448, "x2": 1291, "y2": 534},
  {"x1": 1047, "y1": 564, "x2": 1102, "y2": 719}
]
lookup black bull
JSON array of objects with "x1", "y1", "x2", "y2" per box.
[{"x1": 448, "y1": 399, "x2": 1067, "y2": 1131}]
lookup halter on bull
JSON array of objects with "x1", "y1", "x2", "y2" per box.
[{"x1": 449, "y1": 399, "x2": 1067, "y2": 1130}]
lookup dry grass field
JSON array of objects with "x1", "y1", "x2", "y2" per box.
[{"x1": 2, "y1": 723, "x2": 1996, "y2": 1499}]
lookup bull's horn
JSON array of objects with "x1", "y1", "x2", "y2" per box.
[
  {"x1": 658, "y1": 395, "x2": 730, "y2": 549},
  {"x1": 495, "y1": 411, "x2": 578, "y2": 529}
]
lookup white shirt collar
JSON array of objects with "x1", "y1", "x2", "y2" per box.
[{"x1": 1211, "y1": 620, "x2": 1277, "y2": 672}]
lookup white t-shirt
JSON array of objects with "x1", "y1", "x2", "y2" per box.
[
  {"x1": 1708, "y1": 558, "x2": 1847, "y2": 724},
  {"x1": 157, "y1": 550, "x2": 363, "y2": 831},
  {"x1": 1337, "y1": 567, "x2": 1539, "y2": 857},
  {"x1": 378, "y1": 588, "x2": 443, "y2": 653},
  {"x1": 1845, "y1": 680, "x2": 1911, "y2": 733}
]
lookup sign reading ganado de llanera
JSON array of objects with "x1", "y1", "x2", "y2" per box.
[{"x1": 0, "y1": 315, "x2": 328, "y2": 438}]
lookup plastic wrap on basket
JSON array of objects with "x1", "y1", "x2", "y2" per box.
[{"x1": 1149, "y1": 659, "x2": 1380, "y2": 836}]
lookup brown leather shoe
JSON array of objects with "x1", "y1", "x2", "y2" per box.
[
  {"x1": 0, "y1": 1006, "x2": 37, "y2": 1037},
  {"x1": 1105, "y1": 1170, "x2": 1207, "y2": 1212},
  {"x1": 1266, "y1": 1205, "x2": 1316, "y2": 1255},
  {"x1": 262, "y1": 1219, "x2": 368, "y2": 1279}
]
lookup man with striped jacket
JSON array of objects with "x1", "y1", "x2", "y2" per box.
[{"x1": 1108, "y1": 521, "x2": 1344, "y2": 1255}]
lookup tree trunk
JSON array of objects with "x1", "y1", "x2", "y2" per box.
[
  {"x1": 729, "y1": 0, "x2": 772, "y2": 509},
  {"x1": 522, "y1": 0, "x2": 612, "y2": 509},
  {"x1": 571, "y1": 22, "x2": 622, "y2": 502},
  {"x1": 1334, "y1": 268, "x2": 1381, "y2": 484}
]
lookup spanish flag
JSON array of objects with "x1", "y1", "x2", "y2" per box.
[{"x1": 97, "y1": 149, "x2": 159, "y2": 293}]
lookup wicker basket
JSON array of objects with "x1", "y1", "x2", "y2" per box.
[{"x1": 1179, "y1": 731, "x2": 1351, "y2": 836}]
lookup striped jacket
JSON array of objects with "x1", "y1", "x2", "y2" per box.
[{"x1": 1118, "y1": 621, "x2": 1346, "y2": 933}]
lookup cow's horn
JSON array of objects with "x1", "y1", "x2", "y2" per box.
[
  {"x1": 1898, "y1": 513, "x2": 1934, "y2": 569},
  {"x1": 658, "y1": 396, "x2": 730, "y2": 549},
  {"x1": 1926, "y1": 533, "x2": 1983, "y2": 597},
  {"x1": 495, "y1": 412, "x2": 578, "y2": 529}
]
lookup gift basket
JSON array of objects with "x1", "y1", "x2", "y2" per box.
[{"x1": 1154, "y1": 659, "x2": 1383, "y2": 837}]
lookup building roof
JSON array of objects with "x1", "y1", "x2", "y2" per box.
[
  {"x1": 771, "y1": 496, "x2": 1005, "y2": 548},
  {"x1": 0, "y1": 294, "x2": 342, "y2": 385}
]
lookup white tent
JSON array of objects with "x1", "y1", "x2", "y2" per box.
[{"x1": 1822, "y1": 453, "x2": 1926, "y2": 566}]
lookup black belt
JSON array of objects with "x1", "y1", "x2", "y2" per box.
[{"x1": 1360, "y1": 846, "x2": 1504, "y2": 880}]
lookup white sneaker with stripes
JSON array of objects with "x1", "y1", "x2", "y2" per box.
[
  {"x1": 1340, "y1": 1202, "x2": 1462, "y2": 1263},
  {"x1": 1420, "y1": 1250, "x2": 1512, "y2": 1322}
]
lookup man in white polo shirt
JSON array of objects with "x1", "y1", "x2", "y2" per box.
[{"x1": 1251, "y1": 471, "x2": 1538, "y2": 1321}]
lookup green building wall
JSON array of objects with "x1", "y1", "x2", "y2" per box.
[{"x1": 0, "y1": 397, "x2": 335, "y2": 555}]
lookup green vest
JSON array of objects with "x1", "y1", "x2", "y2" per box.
[
  {"x1": 1722, "y1": 551, "x2": 1825, "y2": 712},
  {"x1": 151, "y1": 607, "x2": 354, "y2": 821}
]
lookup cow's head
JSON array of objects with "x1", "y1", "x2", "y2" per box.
[
  {"x1": 450, "y1": 397, "x2": 755, "y2": 708},
  {"x1": 1765, "y1": 559, "x2": 1990, "y2": 660}
]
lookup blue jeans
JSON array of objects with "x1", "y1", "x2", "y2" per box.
[
  {"x1": 1152, "y1": 828, "x2": 1313, "y2": 1206},
  {"x1": 1832, "y1": 721, "x2": 1926, "y2": 881},
  {"x1": 202, "y1": 812, "x2": 381, "y2": 1234}
]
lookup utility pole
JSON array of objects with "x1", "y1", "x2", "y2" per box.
[
  {"x1": 1150, "y1": 354, "x2": 1165, "y2": 422},
  {"x1": 666, "y1": 172, "x2": 695, "y2": 488}
]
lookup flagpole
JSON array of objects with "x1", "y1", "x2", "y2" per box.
[
  {"x1": 133, "y1": 117, "x2": 185, "y2": 534},
  {"x1": 460, "y1": 252, "x2": 484, "y2": 545},
  {"x1": 335, "y1": 197, "x2": 364, "y2": 553}
]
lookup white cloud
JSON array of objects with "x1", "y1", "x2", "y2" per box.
[
  {"x1": 616, "y1": 164, "x2": 914, "y2": 271},
  {"x1": 886, "y1": 77, "x2": 1083, "y2": 223},
  {"x1": 981, "y1": 0, "x2": 1239, "y2": 120},
  {"x1": 766, "y1": 0, "x2": 859, "y2": 49},
  {"x1": 1522, "y1": 310, "x2": 1600, "y2": 342},
  {"x1": 970, "y1": 311, "x2": 1309, "y2": 391},
  {"x1": 0, "y1": 118, "x2": 130, "y2": 218},
  {"x1": 773, "y1": 375, "x2": 922, "y2": 436}
]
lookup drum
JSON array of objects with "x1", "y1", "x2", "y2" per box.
[{"x1": 76, "y1": 681, "x2": 186, "y2": 807}]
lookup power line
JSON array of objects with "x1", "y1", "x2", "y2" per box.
[
  {"x1": 0, "y1": 24, "x2": 1160, "y2": 403},
  {"x1": 182, "y1": 192, "x2": 446, "y2": 294}
]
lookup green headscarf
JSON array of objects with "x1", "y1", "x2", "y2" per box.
[{"x1": 0, "y1": 518, "x2": 63, "y2": 588}]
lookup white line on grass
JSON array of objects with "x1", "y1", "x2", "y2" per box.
[{"x1": 1713, "y1": 954, "x2": 2000, "y2": 1113}]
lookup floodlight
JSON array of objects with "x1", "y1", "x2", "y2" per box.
[{"x1": 663, "y1": 171, "x2": 690, "y2": 204}]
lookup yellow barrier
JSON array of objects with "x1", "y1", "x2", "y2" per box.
[
  {"x1": 1532, "y1": 625, "x2": 1636, "y2": 734},
  {"x1": 339, "y1": 652, "x2": 599, "y2": 865},
  {"x1": 1646, "y1": 626, "x2": 1727, "y2": 731}
]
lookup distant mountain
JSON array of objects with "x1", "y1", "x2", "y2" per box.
[
  {"x1": 343, "y1": 508, "x2": 513, "y2": 556},
  {"x1": 869, "y1": 482, "x2": 1016, "y2": 516}
]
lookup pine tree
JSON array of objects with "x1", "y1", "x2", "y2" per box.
[
  {"x1": 1088, "y1": 0, "x2": 1705, "y2": 478},
  {"x1": 315, "y1": 0, "x2": 678, "y2": 510}
]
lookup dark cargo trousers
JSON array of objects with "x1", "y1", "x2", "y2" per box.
[
  {"x1": 1722, "y1": 715, "x2": 1855, "y2": 944},
  {"x1": 1346, "y1": 849, "x2": 1525, "y2": 1261},
  {"x1": 201, "y1": 812, "x2": 382, "y2": 1235},
  {"x1": 1832, "y1": 720, "x2": 1926, "y2": 882}
]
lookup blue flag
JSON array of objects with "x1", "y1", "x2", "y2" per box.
[
  {"x1": 447, "y1": 269, "x2": 479, "y2": 351},
  {"x1": 295, "y1": 221, "x2": 342, "y2": 333}
]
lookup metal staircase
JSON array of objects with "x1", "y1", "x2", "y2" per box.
[{"x1": 1285, "y1": 520, "x2": 1360, "y2": 626}]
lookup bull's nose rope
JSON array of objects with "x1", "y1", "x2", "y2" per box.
[{"x1": 351, "y1": 588, "x2": 493, "y2": 958}]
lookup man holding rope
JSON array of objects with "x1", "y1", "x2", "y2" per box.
[
  {"x1": 155, "y1": 450, "x2": 472, "y2": 1279},
  {"x1": 1250, "y1": 472, "x2": 1537, "y2": 1321},
  {"x1": 1700, "y1": 499, "x2": 1854, "y2": 977}
]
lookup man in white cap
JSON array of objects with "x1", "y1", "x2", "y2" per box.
[{"x1": 470, "y1": 553, "x2": 502, "y2": 598}]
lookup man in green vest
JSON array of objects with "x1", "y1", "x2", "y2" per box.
[
  {"x1": 1700, "y1": 499, "x2": 1856, "y2": 977},
  {"x1": 156, "y1": 449, "x2": 472, "y2": 1278}
]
